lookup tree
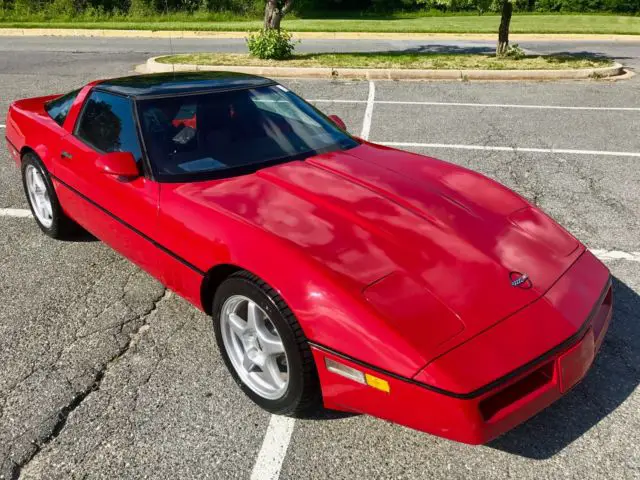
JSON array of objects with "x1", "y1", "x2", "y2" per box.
[
  {"x1": 264, "y1": 0, "x2": 293, "y2": 30},
  {"x1": 426, "y1": 0, "x2": 514, "y2": 56},
  {"x1": 496, "y1": 0, "x2": 513, "y2": 56}
]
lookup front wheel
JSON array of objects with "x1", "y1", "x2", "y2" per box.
[{"x1": 212, "y1": 271, "x2": 321, "y2": 416}]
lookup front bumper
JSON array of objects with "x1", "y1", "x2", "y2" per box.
[{"x1": 311, "y1": 254, "x2": 613, "y2": 445}]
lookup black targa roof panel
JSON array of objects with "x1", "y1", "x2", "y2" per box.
[{"x1": 95, "y1": 72, "x2": 275, "y2": 98}]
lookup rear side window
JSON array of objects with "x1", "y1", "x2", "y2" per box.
[
  {"x1": 45, "y1": 89, "x2": 80, "y2": 127},
  {"x1": 75, "y1": 90, "x2": 142, "y2": 162}
]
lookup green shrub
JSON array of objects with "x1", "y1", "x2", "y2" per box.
[
  {"x1": 505, "y1": 43, "x2": 525, "y2": 59},
  {"x1": 246, "y1": 28, "x2": 296, "y2": 60}
]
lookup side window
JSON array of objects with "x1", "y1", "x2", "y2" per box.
[
  {"x1": 75, "y1": 91, "x2": 143, "y2": 162},
  {"x1": 45, "y1": 89, "x2": 80, "y2": 127}
]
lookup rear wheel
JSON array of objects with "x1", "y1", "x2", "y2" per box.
[
  {"x1": 21, "y1": 152, "x2": 77, "y2": 239},
  {"x1": 212, "y1": 271, "x2": 321, "y2": 415}
]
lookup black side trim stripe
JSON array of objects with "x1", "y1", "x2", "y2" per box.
[
  {"x1": 310, "y1": 275, "x2": 612, "y2": 400},
  {"x1": 50, "y1": 173, "x2": 205, "y2": 276}
]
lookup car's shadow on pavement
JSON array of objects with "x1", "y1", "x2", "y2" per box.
[
  {"x1": 488, "y1": 276, "x2": 639, "y2": 459},
  {"x1": 60, "y1": 228, "x2": 98, "y2": 242},
  {"x1": 299, "y1": 409, "x2": 357, "y2": 421}
]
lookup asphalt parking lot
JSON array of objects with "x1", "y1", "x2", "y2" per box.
[{"x1": 1, "y1": 37, "x2": 639, "y2": 480}]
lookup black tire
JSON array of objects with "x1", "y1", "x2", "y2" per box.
[
  {"x1": 212, "y1": 271, "x2": 321, "y2": 416},
  {"x1": 21, "y1": 152, "x2": 78, "y2": 239}
]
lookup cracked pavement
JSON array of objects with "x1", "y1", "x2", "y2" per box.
[{"x1": 1, "y1": 36, "x2": 639, "y2": 479}]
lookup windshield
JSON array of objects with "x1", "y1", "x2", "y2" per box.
[{"x1": 136, "y1": 85, "x2": 358, "y2": 181}]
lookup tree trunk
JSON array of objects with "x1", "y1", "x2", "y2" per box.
[
  {"x1": 496, "y1": 0, "x2": 513, "y2": 56},
  {"x1": 270, "y1": 11, "x2": 284, "y2": 30},
  {"x1": 264, "y1": 0, "x2": 293, "y2": 31},
  {"x1": 264, "y1": 0, "x2": 276, "y2": 29}
]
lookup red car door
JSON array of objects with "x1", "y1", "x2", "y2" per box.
[{"x1": 53, "y1": 88, "x2": 163, "y2": 279}]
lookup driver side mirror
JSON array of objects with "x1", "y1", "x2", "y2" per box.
[
  {"x1": 96, "y1": 152, "x2": 140, "y2": 179},
  {"x1": 328, "y1": 115, "x2": 347, "y2": 131}
]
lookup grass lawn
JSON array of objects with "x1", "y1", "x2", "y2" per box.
[
  {"x1": 156, "y1": 52, "x2": 614, "y2": 70},
  {"x1": 0, "y1": 14, "x2": 639, "y2": 35}
]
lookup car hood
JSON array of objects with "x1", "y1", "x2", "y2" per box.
[{"x1": 178, "y1": 143, "x2": 583, "y2": 358}]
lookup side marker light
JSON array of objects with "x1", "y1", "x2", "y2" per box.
[
  {"x1": 365, "y1": 373, "x2": 391, "y2": 393},
  {"x1": 324, "y1": 358, "x2": 391, "y2": 393},
  {"x1": 325, "y1": 357, "x2": 365, "y2": 384}
]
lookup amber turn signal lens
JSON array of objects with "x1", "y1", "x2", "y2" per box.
[
  {"x1": 324, "y1": 357, "x2": 391, "y2": 393},
  {"x1": 365, "y1": 373, "x2": 391, "y2": 393}
]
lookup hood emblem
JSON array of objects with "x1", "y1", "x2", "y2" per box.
[{"x1": 510, "y1": 272, "x2": 532, "y2": 289}]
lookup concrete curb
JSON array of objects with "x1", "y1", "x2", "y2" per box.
[
  {"x1": 139, "y1": 56, "x2": 625, "y2": 81},
  {"x1": 2, "y1": 27, "x2": 640, "y2": 42}
]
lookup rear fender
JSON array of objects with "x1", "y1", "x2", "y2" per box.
[{"x1": 8, "y1": 96, "x2": 67, "y2": 173}]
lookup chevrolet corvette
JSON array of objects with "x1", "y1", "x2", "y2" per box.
[{"x1": 5, "y1": 72, "x2": 612, "y2": 444}]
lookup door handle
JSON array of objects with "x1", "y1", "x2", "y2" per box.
[{"x1": 61, "y1": 151, "x2": 73, "y2": 160}]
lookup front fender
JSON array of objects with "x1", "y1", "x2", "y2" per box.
[{"x1": 218, "y1": 231, "x2": 430, "y2": 378}]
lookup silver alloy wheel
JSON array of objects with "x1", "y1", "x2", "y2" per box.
[
  {"x1": 25, "y1": 164, "x2": 53, "y2": 228},
  {"x1": 220, "y1": 295, "x2": 289, "y2": 400}
]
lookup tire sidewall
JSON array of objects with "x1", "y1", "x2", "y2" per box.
[
  {"x1": 213, "y1": 277, "x2": 305, "y2": 414},
  {"x1": 21, "y1": 153, "x2": 63, "y2": 238}
]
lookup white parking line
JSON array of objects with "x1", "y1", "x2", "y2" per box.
[
  {"x1": 311, "y1": 99, "x2": 367, "y2": 104},
  {"x1": 0, "y1": 208, "x2": 31, "y2": 217},
  {"x1": 591, "y1": 249, "x2": 640, "y2": 263},
  {"x1": 310, "y1": 99, "x2": 640, "y2": 111},
  {"x1": 0, "y1": 124, "x2": 5, "y2": 128},
  {"x1": 377, "y1": 101, "x2": 640, "y2": 111},
  {"x1": 359, "y1": 81, "x2": 376, "y2": 140},
  {"x1": 380, "y1": 142, "x2": 640, "y2": 158},
  {"x1": 250, "y1": 415, "x2": 295, "y2": 480}
]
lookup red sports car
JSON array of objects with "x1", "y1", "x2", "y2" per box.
[{"x1": 5, "y1": 72, "x2": 612, "y2": 444}]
